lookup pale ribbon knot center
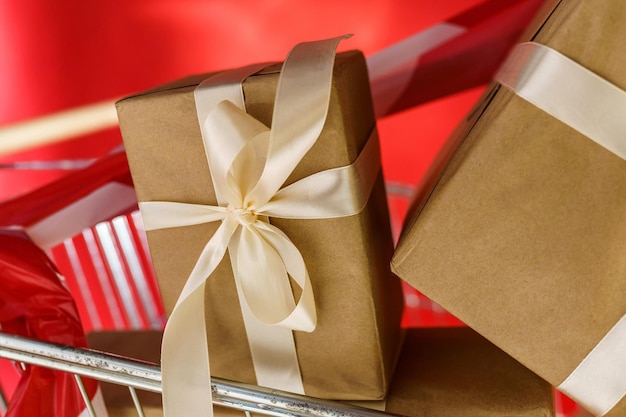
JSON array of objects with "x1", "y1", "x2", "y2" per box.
[{"x1": 227, "y1": 205, "x2": 258, "y2": 227}]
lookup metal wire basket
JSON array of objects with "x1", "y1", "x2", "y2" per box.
[{"x1": 0, "y1": 332, "x2": 395, "y2": 417}]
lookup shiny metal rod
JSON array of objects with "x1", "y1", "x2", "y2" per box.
[
  {"x1": 74, "y1": 374, "x2": 98, "y2": 417},
  {"x1": 0, "y1": 332, "x2": 161, "y2": 392},
  {"x1": 0, "y1": 333, "x2": 396, "y2": 417}
]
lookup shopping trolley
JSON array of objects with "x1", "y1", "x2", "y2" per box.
[
  {"x1": 0, "y1": 332, "x2": 396, "y2": 417},
  {"x1": 0, "y1": 97, "x2": 424, "y2": 417}
]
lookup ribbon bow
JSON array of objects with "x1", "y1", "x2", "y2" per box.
[
  {"x1": 141, "y1": 98, "x2": 320, "y2": 332},
  {"x1": 139, "y1": 36, "x2": 381, "y2": 417}
]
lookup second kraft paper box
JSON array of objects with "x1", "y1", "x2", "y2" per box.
[
  {"x1": 116, "y1": 49, "x2": 404, "y2": 400},
  {"x1": 392, "y1": 0, "x2": 626, "y2": 415}
]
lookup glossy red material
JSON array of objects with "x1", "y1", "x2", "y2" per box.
[{"x1": 0, "y1": 229, "x2": 97, "y2": 417}]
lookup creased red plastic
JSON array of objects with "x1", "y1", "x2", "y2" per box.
[{"x1": 0, "y1": 229, "x2": 98, "y2": 417}]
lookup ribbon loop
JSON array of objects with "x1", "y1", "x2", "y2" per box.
[
  {"x1": 260, "y1": 130, "x2": 381, "y2": 219},
  {"x1": 245, "y1": 35, "x2": 351, "y2": 209},
  {"x1": 254, "y1": 221, "x2": 316, "y2": 331},
  {"x1": 236, "y1": 226, "x2": 298, "y2": 326},
  {"x1": 204, "y1": 100, "x2": 271, "y2": 208}
]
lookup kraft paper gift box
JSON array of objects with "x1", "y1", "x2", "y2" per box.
[
  {"x1": 358, "y1": 327, "x2": 554, "y2": 417},
  {"x1": 92, "y1": 328, "x2": 554, "y2": 417},
  {"x1": 116, "y1": 43, "x2": 404, "y2": 401},
  {"x1": 87, "y1": 331, "x2": 164, "y2": 417},
  {"x1": 392, "y1": 0, "x2": 626, "y2": 416}
]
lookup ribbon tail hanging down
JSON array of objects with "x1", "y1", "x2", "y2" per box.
[
  {"x1": 227, "y1": 227, "x2": 306, "y2": 392},
  {"x1": 141, "y1": 202, "x2": 240, "y2": 417}
]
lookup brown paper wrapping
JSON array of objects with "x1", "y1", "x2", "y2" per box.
[
  {"x1": 86, "y1": 331, "x2": 164, "y2": 417},
  {"x1": 93, "y1": 328, "x2": 554, "y2": 417},
  {"x1": 392, "y1": 0, "x2": 626, "y2": 415},
  {"x1": 116, "y1": 50, "x2": 404, "y2": 400},
  {"x1": 380, "y1": 327, "x2": 554, "y2": 417}
]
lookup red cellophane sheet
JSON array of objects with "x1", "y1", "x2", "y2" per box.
[{"x1": 0, "y1": 230, "x2": 98, "y2": 417}]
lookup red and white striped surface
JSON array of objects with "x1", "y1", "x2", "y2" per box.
[
  {"x1": 0, "y1": 230, "x2": 106, "y2": 417},
  {"x1": 48, "y1": 212, "x2": 165, "y2": 332}
]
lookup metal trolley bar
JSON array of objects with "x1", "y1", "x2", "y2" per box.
[{"x1": 0, "y1": 332, "x2": 395, "y2": 417}]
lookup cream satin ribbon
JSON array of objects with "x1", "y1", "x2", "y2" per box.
[
  {"x1": 496, "y1": 42, "x2": 626, "y2": 160},
  {"x1": 141, "y1": 35, "x2": 383, "y2": 417},
  {"x1": 194, "y1": 63, "x2": 307, "y2": 394},
  {"x1": 559, "y1": 315, "x2": 626, "y2": 416},
  {"x1": 497, "y1": 42, "x2": 626, "y2": 417}
]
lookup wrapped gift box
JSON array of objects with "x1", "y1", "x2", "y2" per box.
[
  {"x1": 116, "y1": 47, "x2": 404, "y2": 400},
  {"x1": 93, "y1": 328, "x2": 554, "y2": 417},
  {"x1": 392, "y1": 0, "x2": 626, "y2": 416}
]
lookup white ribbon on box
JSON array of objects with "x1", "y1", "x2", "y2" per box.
[
  {"x1": 496, "y1": 41, "x2": 626, "y2": 417},
  {"x1": 140, "y1": 35, "x2": 383, "y2": 417}
]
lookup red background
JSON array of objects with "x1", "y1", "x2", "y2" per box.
[{"x1": 0, "y1": 0, "x2": 485, "y2": 200}]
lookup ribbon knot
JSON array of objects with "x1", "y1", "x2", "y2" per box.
[
  {"x1": 227, "y1": 205, "x2": 258, "y2": 227},
  {"x1": 140, "y1": 70, "x2": 382, "y2": 332},
  {"x1": 140, "y1": 96, "x2": 323, "y2": 333}
]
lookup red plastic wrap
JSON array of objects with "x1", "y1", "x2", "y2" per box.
[{"x1": 0, "y1": 229, "x2": 98, "y2": 417}]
